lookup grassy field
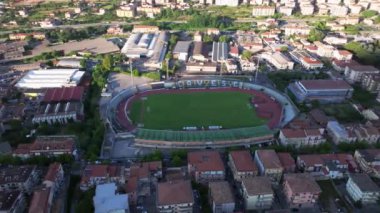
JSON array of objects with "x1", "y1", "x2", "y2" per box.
[{"x1": 128, "y1": 91, "x2": 267, "y2": 130}]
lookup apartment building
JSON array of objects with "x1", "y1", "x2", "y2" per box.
[
  {"x1": 209, "y1": 181, "x2": 235, "y2": 213},
  {"x1": 284, "y1": 24, "x2": 310, "y2": 36},
  {"x1": 229, "y1": 150, "x2": 258, "y2": 181},
  {"x1": 362, "y1": 73, "x2": 380, "y2": 92},
  {"x1": 215, "y1": 0, "x2": 239, "y2": 6},
  {"x1": 333, "y1": 50, "x2": 353, "y2": 61},
  {"x1": 279, "y1": 128, "x2": 326, "y2": 148},
  {"x1": 188, "y1": 151, "x2": 225, "y2": 183},
  {"x1": 290, "y1": 50, "x2": 324, "y2": 69},
  {"x1": 241, "y1": 176, "x2": 274, "y2": 210},
  {"x1": 354, "y1": 149, "x2": 380, "y2": 178},
  {"x1": 277, "y1": 152, "x2": 296, "y2": 173},
  {"x1": 283, "y1": 173, "x2": 321, "y2": 209},
  {"x1": 80, "y1": 165, "x2": 125, "y2": 190},
  {"x1": 327, "y1": 121, "x2": 357, "y2": 144},
  {"x1": 254, "y1": 150, "x2": 284, "y2": 183},
  {"x1": 252, "y1": 6, "x2": 275, "y2": 16},
  {"x1": 13, "y1": 135, "x2": 77, "y2": 159},
  {"x1": 344, "y1": 64, "x2": 380, "y2": 83},
  {"x1": 0, "y1": 191, "x2": 25, "y2": 213},
  {"x1": 260, "y1": 52, "x2": 294, "y2": 70},
  {"x1": 297, "y1": 154, "x2": 358, "y2": 179},
  {"x1": 346, "y1": 173, "x2": 380, "y2": 204},
  {"x1": 157, "y1": 180, "x2": 194, "y2": 213},
  {"x1": 0, "y1": 165, "x2": 39, "y2": 194}
]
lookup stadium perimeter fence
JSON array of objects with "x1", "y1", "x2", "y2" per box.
[{"x1": 135, "y1": 125, "x2": 273, "y2": 142}]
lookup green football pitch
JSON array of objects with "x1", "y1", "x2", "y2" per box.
[{"x1": 128, "y1": 91, "x2": 267, "y2": 130}]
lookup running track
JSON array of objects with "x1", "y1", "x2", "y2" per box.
[{"x1": 115, "y1": 87, "x2": 283, "y2": 132}]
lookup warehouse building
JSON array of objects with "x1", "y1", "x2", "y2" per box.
[
  {"x1": 15, "y1": 69, "x2": 85, "y2": 89},
  {"x1": 173, "y1": 41, "x2": 192, "y2": 61},
  {"x1": 211, "y1": 42, "x2": 228, "y2": 62},
  {"x1": 288, "y1": 79, "x2": 353, "y2": 103},
  {"x1": 32, "y1": 86, "x2": 85, "y2": 124},
  {"x1": 121, "y1": 31, "x2": 168, "y2": 70}
]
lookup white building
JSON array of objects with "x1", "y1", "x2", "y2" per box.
[
  {"x1": 241, "y1": 177, "x2": 274, "y2": 210},
  {"x1": 173, "y1": 41, "x2": 191, "y2": 61},
  {"x1": 327, "y1": 121, "x2": 357, "y2": 144},
  {"x1": 278, "y1": 6, "x2": 293, "y2": 16},
  {"x1": 261, "y1": 52, "x2": 294, "y2": 70},
  {"x1": 209, "y1": 181, "x2": 235, "y2": 213},
  {"x1": 284, "y1": 24, "x2": 310, "y2": 36},
  {"x1": 279, "y1": 128, "x2": 326, "y2": 148},
  {"x1": 215, "y1": 0, "x2": 239, "y2": 6},
  {"x1": 346, "y1": 173, "x2": 380, "y2": 204},
  {"x1": 15, "y1": 69, "x2": 84, "y2": 89},
  {"x1": 121, "y1": 31, "x2": 168, "y2": 70},
  {"x1": 252, "y1": 6, "x2": 275, "y2": 16},
  {"x1": 330, "y1": 5, "x2": 349, "y2": 17},
  {"x1": 93, "y1": 183, "x2": 129, "y2": 213},
  {"x1": 300, "y1": 4, "x2": 315, "y2": 15},
  {"x1": 344, "y1": 65, "x2": 380, "y2": 83}
]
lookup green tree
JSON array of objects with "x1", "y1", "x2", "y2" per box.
[
  {"x1": 171, "y1": 155, "x2": 182, "y2": 167},
  {"x1": 80, "y1": 59, "x2": 87, "y2": 69},
  {"x1": 218, "y1": 35, "x2": 230, "y2": 43},
  {"x1": 101, "y1": 55, "x2": 113, "y2": 71},
  {"x1": 202, "y1": 34, "x2": 213, "y2": 43},
  {"x1": 280, "y1": 46, "x2": 288, "y2": 52},
  {"x1": 308, "y1": 29, "x2": 325, "y2": 42},
  {"x1": 132, "y1": 68, "x2": 139, "y2": 77},
  {"x1": 361, "y1": 10, "x2": 378, "y2": 18},
  {"x1": 242, "y1": 50, "x2": 252, "y2": 60}
]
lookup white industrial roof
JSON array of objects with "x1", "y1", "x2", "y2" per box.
[
  {"x1": 93, "y1": 183, "x2": 129, "y2": 213},
  {"x1": 15, "y1": 68, "x2": 85, "y2": 89}
]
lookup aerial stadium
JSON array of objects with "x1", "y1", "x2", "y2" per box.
[{"x1": 107, "y1": 77, "x2": 298, "y2": 149}]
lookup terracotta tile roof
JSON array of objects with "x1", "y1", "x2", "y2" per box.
[
  {"x1": 255, "y1": 150, "x2": 283, "y2": 170},
  {"x1": 229, "y1": 150, "x2": 257, "y2": 172},
  {"x1": 298, "y1": 153, "x2": 357, "y2": 169},
  {"x1": 281, "y1": 129, "x2": 306, "y2": 138},
  {"x1": 157, "y1": 180, "x2": 194, "y2": 206},
  {"x1": 242, "y1": 176, "x2": 273, "y2": 196},
  {"x1": 302, "y1": 57, "x2": 322, "y2": 65},
  {"x1": 188, "y1": 151, "x2": 225, "y2": 172},
  {"x1": 29, "y1": 187, "x2": 50, "y2": 213},
  {"x1": 125, "y1": 176, "x2": 138, "y2": 193},
  {"x1": 42, "y1": 86, "x2": 84, "y2": 103},
  {"x1": 129, "y1": 161, "x2": 162, "y2": 179},
  {"x1": 229, "y1": 46, "x2": 239, "y2": 55},
  {"x1": 277, "y1": 153, "x2": 295, "y2": 169},
  {"x1": 337, "y1": 50, "x2": 352, "y2": 56},
  {"x1": 81, "y1": 165, "x2": 122, "y2": 184},
  {"x1": 284, "y1": 173, "x2": 321, "y2": 194},
  {"x1": 44, "y1": 162, "x2": 61, "y2": 182}
]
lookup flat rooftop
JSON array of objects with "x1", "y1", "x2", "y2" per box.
[{"x1": 299, "y1": 79, "x2": 353, "y2": 90}]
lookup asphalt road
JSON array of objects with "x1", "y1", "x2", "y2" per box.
[{"x1": 0, "y1": 20, "x2": 187, "y2": 35}]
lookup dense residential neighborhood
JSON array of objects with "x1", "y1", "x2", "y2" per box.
[{"x1": 0, "y1": 0, "x2": 380, "y2": 212}]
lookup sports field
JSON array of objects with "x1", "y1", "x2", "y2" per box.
[{"x1": 128, "y1": 91, "x2": 267, "y2": 130}]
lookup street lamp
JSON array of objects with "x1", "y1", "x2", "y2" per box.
[{"x1": 129, "y1": 59, "x2": 134, "y2": 87}]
